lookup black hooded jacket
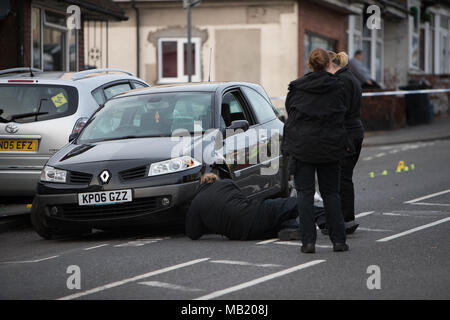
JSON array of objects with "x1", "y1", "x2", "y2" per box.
[
  {"x1": 335, "y1": 66, "x2": 364, "y2": 139},
  {"x1": 283, "y1": 71, "x2": 352, "y2": 163},
  {"x1": 185, "y1": 179, "x2": 261, "y2": 240}
]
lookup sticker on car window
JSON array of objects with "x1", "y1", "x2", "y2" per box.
[{"x1": 51, "y1": 93, "x2": 68, "y2": 108}]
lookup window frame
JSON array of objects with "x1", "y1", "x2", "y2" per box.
[
  {"x1": 221, "y1": 88, "x2": 257, "y2": 128},
  {"x1": 157, "y1": 37, "x2": 202, "y2": 84},
  {"x1": 31, "y1": 5, "x2": 79, "y2": 72},
  {"x1": 348, "y1": 15, "x2": 384, "y2": 84},
  {"x1": 90, "y1": 80, "x2": 149, "y2": 107},
  {"x1": 240, "y1": 85, "x2": 277, "y2": 124},
  {"x1": 303, "y1": 31, "x2": 337, "y2": 74}
]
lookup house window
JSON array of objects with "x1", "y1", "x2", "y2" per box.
[
  {"x1": 158, "y1": 38, "x2": 201, "y2": 83},
  {"x1": 348, "y1": 15, "x2": 384, "y2": 83},
  {"x1": 439, "y1": 16, "x2": 449, "y2": 74},
  {"x1": 31, "y1": 6, "x2": 78, "y2": 72},
  {"x1": 304, "y1": 32, "x2": 336, "y2": 74},
  {"x1": 408, "y1": 2, "x2": 421, "y2": 69}
]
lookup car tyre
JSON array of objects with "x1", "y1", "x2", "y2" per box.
[{"x1": 30, "y1": 198, "x2": 55, "y2": 240}]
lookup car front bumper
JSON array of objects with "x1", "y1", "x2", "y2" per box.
[{"x1": 33, "y1": 180, "x2": 199, "y2": 228}]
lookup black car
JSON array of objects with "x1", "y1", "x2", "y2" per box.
[{"x1": 31, "y1": 82, "x2": 291, "y2": 239}]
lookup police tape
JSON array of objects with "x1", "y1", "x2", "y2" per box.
[{"x1": 269, "y1": 88, "x2": 450, "y2": 101}]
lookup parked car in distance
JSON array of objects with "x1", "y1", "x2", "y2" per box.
[
  {"x1": 0, "y1": 68, "x2": 149, "y2": 201},
  {"x1": 31, "y1": 82, "x2": 290, "y2": 239}
]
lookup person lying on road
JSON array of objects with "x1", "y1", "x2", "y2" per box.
[{"x1": 185, "y1": 173, "x2": 325, "y2": 241}]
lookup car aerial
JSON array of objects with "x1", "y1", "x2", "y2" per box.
[
  {"x1": 0, "y1": 68, "x2": 149, "y2": 202},
  {"x1": 31, "y1": 82, "x2": 291, "y2": 239}
]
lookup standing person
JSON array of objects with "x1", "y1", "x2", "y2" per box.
[
  {"x1": 185, "y1": 173, "x2": 326, "y2": 241},
  {"x1": 283, "y1": 48, "x2": 351, "y2": 253},
  {"x1": 327, "y1": 51, "x2": 364, "y2": 234},
  {"x1": 348, "y1": 50, "x2": 381, "y2": 89}
]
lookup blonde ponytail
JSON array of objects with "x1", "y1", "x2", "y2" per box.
[{"x1": 335, "y1": 51, "x2": 349, "y2": 67}]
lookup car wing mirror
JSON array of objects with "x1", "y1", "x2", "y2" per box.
[{"x1": 226, "y1": 120, "x2": 249, "y2": 133}]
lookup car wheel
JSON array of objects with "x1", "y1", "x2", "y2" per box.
[{"x1": 30, "y1": 198, "x2": 55, "y2": 240}]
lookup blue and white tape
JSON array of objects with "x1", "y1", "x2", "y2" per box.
[{"x1": 270, "y1": 88, "x2": 450, "y2": 101}]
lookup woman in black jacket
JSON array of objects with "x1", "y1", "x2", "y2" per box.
[
  {"x1": 327, "y1": 51, "x2": 364, "y2": 234},
  {"x1": 283, "y1": 48, "x2": 350, "y2": 253}
]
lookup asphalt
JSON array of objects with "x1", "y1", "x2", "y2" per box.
[{"x1": 0, "y1": 136, "x2": 449, "y2": 300}]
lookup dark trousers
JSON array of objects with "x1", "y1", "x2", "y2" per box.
[
  {"x1": 340, "y1": 137, "x2": 363, "y2": 222},
  {"x1": 294, "y1": 161, "x2": 346, "y2": 245}
]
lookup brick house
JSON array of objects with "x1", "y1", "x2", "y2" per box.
[{"x1": 0, "y1": 0, "x2": 127, "y2": 72}]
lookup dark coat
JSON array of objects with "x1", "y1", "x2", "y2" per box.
[
  {"x1": 335, "y1": 66, "x2": 364, "y2": 139},
  {"x1": 185, "y1": 179, "x2": 261, "y2": 240},
  {"x1": 283, "y1": 71, "x2": 353, "y2": 163}
]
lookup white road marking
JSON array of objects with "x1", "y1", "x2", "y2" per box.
[
  {"x1": 355, "y1": 211, "x2": 375, "y2": 218},
  {"x1": 113, "y1": 238, "x2": 167, "y2": 247},
  {"x1": 256, "y1": 238, "x2": 278, "y2": 245},
  {"x1": 377, "y1": 217, "x2": 450, "y2": 242},
  {"x1": 404, "y1": 189, "x2": 450, "y2": 204},
  {"x1": 358, "y1": 227, "x2": 392, "y2": 232},
  {"x1": 209, "y1": 260, "x2": 282, "y2": 268},
  {"x1": 409, "y1": 202, "x2": 450, "y2": 207},
  {"x1": 58, "y1": 258, "x2": 210, "y2": 300},
  {"x1": 375, "y1": 152, "x2": 386, "y2": 157},
  {"x1": 382, "y1": 212, "x2": 404, "y2": 216},
  {"x1": 139, "y1": 281, "x2": 203, "y2": 292},
  {"x1": 83, "y1": 244, "x2": 109, "y2": 251},
  {"x1": 274, "y1": 241, "x2": 332, "y2": 249},
  {"x1": 0, "y1": 255, "x2": 59, "y2": 264},
  {"x1": 194, "y1": 260, "x2": 325, "y2": 300}
]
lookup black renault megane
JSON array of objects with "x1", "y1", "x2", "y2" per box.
[{"x1": 31, "y1": 82, "x2": 290, "y2": 239}]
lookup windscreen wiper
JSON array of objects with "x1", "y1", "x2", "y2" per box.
[{"x1": 9, "y1": 112, "x2": 49, "y2": 121}]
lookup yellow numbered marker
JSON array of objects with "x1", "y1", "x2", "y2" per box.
[
  {"x1": 382, "y1": 170, "x2": 388, "y2": 176},
  {"x1": 396, "y1": 161, "x2": 406, "y2": 173},
  {"x1": 411, "y1": 164, "x2": 415, "y2": 170},
  {"x1": 369, "y1": 172, "x2": 375, "y2": 178}
]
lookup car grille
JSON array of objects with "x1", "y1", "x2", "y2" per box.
[
  {"x1": 120, "y1": 166, "x2": 148, "y2": 181},
  {"x1": 58, "y1": 197, "x2": 168, "y2": 220},
  {"x1": 69, "y1": 171, "x2": 92, "y2": 184}
]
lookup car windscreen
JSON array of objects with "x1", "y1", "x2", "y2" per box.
[
  {"x1": 78, "y1": 91, "x2": 213, "y2": 143},
  {"x1": 0, "y1": 84, "x2": 78, "y2": 123}
]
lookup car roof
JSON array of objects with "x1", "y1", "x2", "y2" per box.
[
  {"x1": 0, "y1": 70, "x2": 146, "y2": 89},
  {"x1": 113, "y1": 82, "x2": 265, "y2": 98}
]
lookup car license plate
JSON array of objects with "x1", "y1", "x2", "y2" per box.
[
  {"x1": 78, "y1": 189, "x2": 132, "y2": 206},
  {"x1": 0, "y1": 139, "x2": 37, "y2": 152}
]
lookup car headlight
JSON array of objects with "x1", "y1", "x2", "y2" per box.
[
  {"x1": 40, "y1": 166, "x2": 67, "y2": 183},
  {"x1": 149, "y1": 156, "x2": 201, "y2": 176}
]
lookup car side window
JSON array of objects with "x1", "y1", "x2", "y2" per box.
[
  {"x1": 92, "y1": 87, "x2": 105, "y2": 106},
  {"x1": 131, "y1": 81, "x2": 148, "y2": 89},
  {"x1": 221, "y1": 91, "x2": 252, "y2": 127},
  {"x1": 241, "y1": 86, "x2": 276, "y2": 123},
  {"x1": 104, "y1": 82, "x2": 132, "y2": 100}
]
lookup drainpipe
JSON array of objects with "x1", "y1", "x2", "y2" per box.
[
  {"x1": 17, "y1": 0, "x2": 24, "y2": 66},
  {"x1": 132, "y1": 0, "x2": 140, "y2": 77}
]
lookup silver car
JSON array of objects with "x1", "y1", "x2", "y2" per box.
[{"x1": 0, "y1": 68, "x2": 149, "y2": 200}]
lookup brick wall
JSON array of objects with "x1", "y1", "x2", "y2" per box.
[
  {"x1": 361, "y1": 89, "x2": 407, "y2": 131},
  {"x1": 298, "y1": 0, "x2": 348, "y2": 76}
]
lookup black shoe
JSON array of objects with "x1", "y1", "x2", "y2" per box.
[
  {"x1": 320, "y1": 228, "x2": 329, "y2": 235},
  {"x1": 301, "y1": 243, "x2": 315, "y2": 253},
  {"x1": 333, "y1": 243, "x2": 349, "y2": 252},
  {"x1": 345, "y1": 221, "x2": 359, "y2": 234},
  {"x1": 278, "y1": 228, "x2": 300, "y2": 241}
]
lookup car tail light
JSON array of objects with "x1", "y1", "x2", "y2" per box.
[{"x1": 71, "y1": 117, "x2": 89, "y2": 136}]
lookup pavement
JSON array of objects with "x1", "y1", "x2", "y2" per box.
[
  {"x1": 363, "y1": 116, "x2": 450, "y2": 146},
  {"x1": 0, "y1": 133, "x2": 449, "y2": 299}
]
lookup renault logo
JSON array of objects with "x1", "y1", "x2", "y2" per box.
[
  {"x1": 99, "y1": 170, "x2": 111, "y2": 184},
  {"x1": 5, "y1": 124, "x2": 19, "y2": 134}
]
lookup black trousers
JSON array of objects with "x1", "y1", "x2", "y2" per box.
[
  {"x1": 340, "y1": 137, "x2": 363, "y2": 222},
  {"x1": 294, "y1": 161, "x2": 346, "y2": 245}
]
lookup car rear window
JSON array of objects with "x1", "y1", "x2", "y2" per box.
[{"x1": 0, "y1": 84, "x2": 78, "y2": 123}]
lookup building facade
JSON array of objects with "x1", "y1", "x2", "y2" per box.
[
  {"x1": 85, "y1": 0, "x2": 450, "y2": 114},
  {"x1": 0, "y1": 0, "x2": 127, "y2": 72}
]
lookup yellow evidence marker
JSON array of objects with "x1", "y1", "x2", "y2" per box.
[
  {"x1": 396, "y1": 161, "x2": 409, "y2": 173},
  {"x1": 382, "y1": 170, "x2": 388, "y2": 175},
  {"x1": 369, "y1": 172, "x2": 375, "y2": 178}
]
